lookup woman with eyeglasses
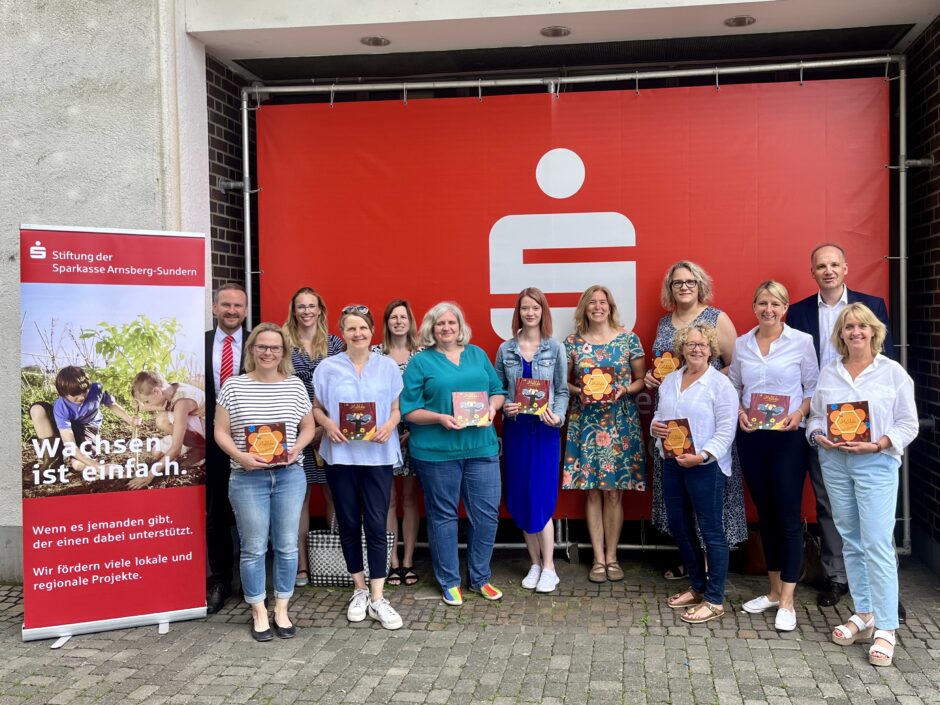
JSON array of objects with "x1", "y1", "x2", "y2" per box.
[
  {"x1": 314, "y1": 305, "x2": 405, "y2": 630},
  {"x1": 563, "y1": 285, "x2": 646, "y2": 584},
  {"x1": 214, "y1": 323, "x2": 315, "y2": 642},
  {"x1": 651, "y1": 323, "x2": 739, "y2": 623},
  {"x1": 730, "y1": 280, "x2": 818, "y2": 632},
  {"x1": 400, "y1": 302, "x2": 506, "y2": 606},
  {"x1": 284, "y1": 287, "x2": 344, "y2": 587},
  {"x1": 371, "y1": 300, "x2": 423, "y2": 587},
  {"x1": 643, "y1": 261, "x2": 745, "y2": 582}
]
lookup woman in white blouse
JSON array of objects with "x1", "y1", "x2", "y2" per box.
[
  {"x1": 807, "y1": 303, "x2": 918, "y2": 667},
  {"x1": 729, "y1": 281, "x2": 818, "y2": 633},
  {"x1": 651, "y1": 323, "x2": 739, "y2": 624}
]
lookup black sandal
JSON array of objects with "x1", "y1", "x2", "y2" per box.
[
  {"x1": 401, "y1": 566, "x2": 419, "y2": 586},
  {"x1": 386, "y1": 567, "x2": 403, "y2": 586}
]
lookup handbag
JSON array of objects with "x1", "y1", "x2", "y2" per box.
[{"x1": 307, "y1": 519, "x2": 395, "y2": 587}]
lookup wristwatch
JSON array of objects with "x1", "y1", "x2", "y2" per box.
[
  {"x1": 700, "y1": 450, "x2": 712, "y2": 463},
  {"x1": 809, "y1": 429, "x2": 824, "y2": 447}
]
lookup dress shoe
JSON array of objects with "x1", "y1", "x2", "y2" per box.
[
  {"x1": 898, "y1": 600, "x2": 906, "y2": 624},
  {"x1": 250, "y1": 625, "x2": 274, "y2": 642},
  {"x1": 206, "y1": 582, "x2": 232, "y2": 614},
  {"x1": 272, "y1": 620, "x2": 296, "y2": 639},
  {"x1": 817, "y1": 580, "x2": 849, "y2": 607}
]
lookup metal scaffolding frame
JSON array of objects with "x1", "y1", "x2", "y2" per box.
[{"x1": 236, "y1": 54, "x2": 914, "y2": 559}]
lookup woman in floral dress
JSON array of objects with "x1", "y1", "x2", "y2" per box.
[{"x1": 564, "y1": 285, "x2": 647, "y2": 584}]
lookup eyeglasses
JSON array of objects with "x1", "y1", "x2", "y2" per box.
[
  {"x1": 295, "y1": 304, "x2": 319, "y2": 312},
  {"x1": 253, "y1": 344, "x2": 284, "y2": 353},
  {"x1": 342, "y1": 304, "x2": 370, "y2": 315},
  {"x1": 670, "y1": 279, "x2": 699, "y2": 290},
  {"x1": 683, "y1": 342, "x2": 709, "y2": 350}
]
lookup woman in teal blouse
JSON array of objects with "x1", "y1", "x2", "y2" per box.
[{"x1": 400, "y1": 301, "x2": 506, "y2": 606}]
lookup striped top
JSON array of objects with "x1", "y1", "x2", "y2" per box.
[{"x1": 217, "y1": 374, "x2": 312, "y2": 470}]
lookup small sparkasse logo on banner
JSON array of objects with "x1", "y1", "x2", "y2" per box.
[
  {"x1": 29, "y1": 241, "x2": 47, "y2": 260},
  {"x1": 489, "y1": 148, "x2": 636, "y2": 342}
]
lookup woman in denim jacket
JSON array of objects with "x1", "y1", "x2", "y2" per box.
[{"x1": 495, "y1": 288, "x2": 569, "y2": 593}]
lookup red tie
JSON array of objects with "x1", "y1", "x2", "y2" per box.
[{"x1": 220, "y1": 335, "x2": 234, "y2": 387}]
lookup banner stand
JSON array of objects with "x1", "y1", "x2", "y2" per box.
[{"x1": 23, "y1": 607, "x2": 206, "y2": 643}]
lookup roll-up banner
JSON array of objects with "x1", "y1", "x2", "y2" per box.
[
  {"x1": 20, "y1": 225, "x2": 207, "y2": 641},
  {"x1": 257, "y1": 78, "x2": 890, "y2": 520}
]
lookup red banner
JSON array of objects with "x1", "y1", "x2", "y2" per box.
[
  {"x1": 20, "y1": 225, "x2": 206, "y2": 639},
  {"x1": 257, "y1": 80, "x2": 889, "y2": 521}
]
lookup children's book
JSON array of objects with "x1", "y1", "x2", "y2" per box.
[
  {"x1": 245, "y1": 422, "x2": 288, "y2": 464},
  {"x1": 580, "y1": 366, "x2": 615, "y2": 403},
  {"x1": 746, "y1": 393, "x2": 790, "y2": 430},
  {"x1": 515, "y1": 378, "x2": 550, "y2": 416},
  {"x1": 339, "y1": 402, "x2": 377, "y2": 440},
  {"x1": 827, "y1": 400, "x2": 872, "y2": 443},
  {"x1": 452, "y1": 392, "x2": 489, "y2": 427},
  {"x1": 662, "y1": 418, "x2": 696, "y2": 459},
  {"x1": 652, "y1": 352, "x2": 679, "y2": 380}
]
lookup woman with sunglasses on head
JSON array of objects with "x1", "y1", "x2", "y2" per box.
[
  {"x1": 313, "y1": 305, "x2": 405, "y2": 630},
  {"x1": 644, "y1": 261, "x2": 745, "y2": 582},
  {"x1": 564, "y1": 285, "x2": 647, "y2": 584},
  {"x1": 371, "y1": 299, "x2": 424, "y2": 587},
  {"x1": 284, "y1": 287, "x2": 344, "y2": 587},
  {"x1": 214, "y1": 323, "x2": 315, "y2": 642},
  {"x1": 400, "y1": 302, "x2": 506, "y2": 606},
  {"x1": 495, "y1": 288, "x2": 569, "y2": 593}
]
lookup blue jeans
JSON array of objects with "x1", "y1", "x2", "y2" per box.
[
  {"x1": 412, "y1": 455, "x2": 501, "y2": 590},
  {"x1": 228, "y1": 462, "x2": 306, "y2": 604},
  {"x1": 662, "y1": 458, "x2": 729, "y2": 605},
  {"x1": 818, "y1": 449, "x2": 899, "y2": 629}
]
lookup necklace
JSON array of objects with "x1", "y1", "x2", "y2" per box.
[{"x1": 673, "y1": 307, "x2": 703, "y2": 328}]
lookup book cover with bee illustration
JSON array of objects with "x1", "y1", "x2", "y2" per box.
[
  {"x1": 580, "y1": 366, "x2": 615, "y2": 404},
  {"x1": 452, "y1": 392, "x2": 489, "y2": 427},
  {"x1": 339, "y1": 402, "x2": 377, "y2": 440},
  {"x1": 662, "y1": 418, "x2": 696, "y2": 459},
  {"x1": 515, "y1": 378, "x2": 549, "y2": 415},
  {"x1": 746, "y1": 393, "x2": 790, "y2": 430}
]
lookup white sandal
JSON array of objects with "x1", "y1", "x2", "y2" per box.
[
  {"x1": 868, "y1": 629, "x2": 896, "y2": 667},
  {"x1": 832, "y1": 614, "x2": 874, "y2": 646}
]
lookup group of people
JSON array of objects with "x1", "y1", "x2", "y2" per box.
[{"x1": 203, "y1": 243, "x2": 917, "y2": 668}]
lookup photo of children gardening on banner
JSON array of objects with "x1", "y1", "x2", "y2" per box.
[{"x1": 21, "y1": 283, "x2": 205, "y2": 498}]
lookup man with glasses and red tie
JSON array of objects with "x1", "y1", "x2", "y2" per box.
[{"x1": 205, "y1": 283, "x2": 248, "y2": 613}]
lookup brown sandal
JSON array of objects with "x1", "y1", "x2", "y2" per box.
[
  {"x1": 680, "y1": 601, "x2": 725, "y2": 624},
  {"x1": 605, "y1": 562, "x2": 624, "y2": 582},
  {"x1": 667, "y1": 587, "x2": 703, "y2": 609},
  {"x1": 589, "y1": 563, "x2": 608, "y2": 583}
]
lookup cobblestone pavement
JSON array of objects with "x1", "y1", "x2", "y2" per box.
[{"x1": 1, "y1": 551, "x2": 938, "y2": 704}]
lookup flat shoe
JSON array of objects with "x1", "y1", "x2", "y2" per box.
[
  {"x1": 605, "y1": 562, "x2": 624, "y2": 582},
  {"x1": 401, "y1": 566, "x2": 420, "y2": 586},
  {"x1": 294, "y1": 570, "x2": 309, "y2": 588},
  {"x1": 681, "y1": 601, "x2": 724, "y2": 624},
  {"x1": 588, "y1": 563, "x2": 607, "y2": 583},
  {"x1": 774, "y1": 607, "x2": 797, "y2": 632},
  {"x1": 385, "y1": 567, "x2": 403, "y2": 586},
  {"x1": 251, "y1": 625, "x2": 273, "y2": 642},
  {"x1": 742, "y1": 594, "x2": 780, "y2": 614},
  {"x1": 663, "y1": 563, "x2": 688, "y2": 581},
  {"x1": 272, "y1": 621, "x2": 296, "y2": 639},
  {"x1": 667, "y1": 587, "x2": 703, "y2": 609}
]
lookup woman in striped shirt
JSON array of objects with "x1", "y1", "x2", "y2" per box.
[{"x1": 215, "y1": 322, "x2": 315, "y2": 642}]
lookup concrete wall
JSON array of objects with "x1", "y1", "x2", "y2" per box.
[{"x1": 0, "y1": 0, "x2": 210, "y2": 581}]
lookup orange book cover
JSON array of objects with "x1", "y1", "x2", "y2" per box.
[
  {"x1": 747, "y1": 393, "x2": 790, "y2": 430},
  {"x1": 827, "y1": 400, "x2": 872, "y2": 443},
  {"x1": 580, "y1": 366, "x2": 615, "y2": 404},
  {"x1": 652, "y1": 352, "x2": 679, "y2": 380},
  {"x1": 662, "y1": 418, "x2": 696, "y2": 459},
  {"x1": 339, "y1": 402, "x2": 377, "y2": 441},
  {"x1": 515, "y1": 378, "x2": 549, "y2": 416},
  {"x1": 245, "y1": 422, "x2": 288, "y2": 464},
  {"x1": 452, "y1": 391, "x2": 489, "y2": 427}
]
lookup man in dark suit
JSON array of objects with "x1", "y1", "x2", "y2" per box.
[
  {"x1": 205, "y1": 282, "x2": 248, "y2": 613},
  {"x1": 787, "y1": 243, "x2": 901, "y2": 618}
]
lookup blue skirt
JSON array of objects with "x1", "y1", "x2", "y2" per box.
[{"x1": 502, "y1": 413, "x2": 561, "y2": 534}]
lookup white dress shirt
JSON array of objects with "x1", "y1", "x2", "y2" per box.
[
  {"x1": 807, "y1": 355, "x2": 918, "y2": 467},
  {"x1": 817, "y1": 285, "x2": 849, "y2": 369},
  {"x1": 729, "y1": 324, "x2": 819, "y2": 422},
  {"x1": 652, "y1": 366, "x2": 739, "y2": 477},
  {"x1": 213, "y1": 327, "x2": 243, "y2": 395}
]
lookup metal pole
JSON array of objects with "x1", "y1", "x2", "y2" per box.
[
  {"x1": 240, "y1": 87, "x2": 254, "y2": 329},
  {"x1": 897, "y1": 56, "x2": 911, "y2": 555},
  {"x1": 246, "y1": 55, "x2": 897, "y2": 98}
]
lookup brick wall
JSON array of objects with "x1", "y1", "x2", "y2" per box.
[
  {"x1": 906, "y1": 13, "x2": 940, "y2": 571},
  {"x1": 206, "y1": 55, "x2": 254, "y2": 295}
]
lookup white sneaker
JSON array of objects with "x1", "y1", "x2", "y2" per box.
[
  {"x1": 347, "y1": 588, "x2": 370, "y2": 622},
  {"x1": 774, "y1": 607, "x2": 797, "y2": 632},
  {"x1": 742, "y1": 595, "x2": 780, "y2": 614},
  {"x1": 535, "y1": 569, "x2": 560, "y2": 594},
  {"x1": 368, "y1": 597, "x2": 403, "y2": 631},
  {"x1": 522, "y1": 564, "x2": 542, "y2": 590}
]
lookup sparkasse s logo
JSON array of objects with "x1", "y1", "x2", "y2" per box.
[{"x1": 489, "y1": 148, "x2": 636, "y2": 341}]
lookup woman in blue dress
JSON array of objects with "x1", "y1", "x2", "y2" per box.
[{"x1": 495, "y1": 288, "x2": 569, "y2": 594}]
